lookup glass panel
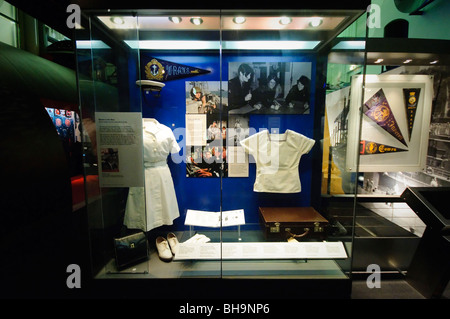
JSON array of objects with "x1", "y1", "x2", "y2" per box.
[
  {"x1": 219, "y1": 10, "x2": 357, "y2": 279},
  {"x1": 321, "y1": 13, "x2": 368, "y2": 278},
  {"x1": 0, "y1": 1, "x2": 16, "y2": 20},
  {"x1": 348, "y1": 1, "x2": 450, "y2": 274},
  {"x1": 133, "y1": 10, "x2": 222, "y2": 278},
  {"x1": 0, "y1": 15, "x2": 17, "y2": 47},
  {"x1": 77, "y1": 10, "x2": 223, "y2": 278},
  {"x1": 76, "y1": 14, "x2": 143, "y2": 276}
]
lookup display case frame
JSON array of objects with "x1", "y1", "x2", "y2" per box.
[{"x1": 74, "y1": 7, "x2": 370, "y2": 298}]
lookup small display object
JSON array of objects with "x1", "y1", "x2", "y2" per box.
[
  {"x1": 114, "y1": 232, "x2": 149, "y2": 270},
  {"x1": 184, "y1": 209, "x2": 246, "y2": 228},
  {"x1": 259, "y1": 207, "x2": 329, "y2": 241},
  {"x1": 346, "y1": 74, "x2": 433, "y2": 172}
]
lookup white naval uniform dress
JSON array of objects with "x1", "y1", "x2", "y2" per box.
[
  {"x1": 124, "y1": 118, "x2": 180, "y2": 231},
  {"x1": 240, "y1": 129, "x2": 315, "y2": 193}
]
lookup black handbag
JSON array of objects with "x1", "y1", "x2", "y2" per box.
[{"x1": 113, "y1": 232, "x2": 149, "y2": 270}]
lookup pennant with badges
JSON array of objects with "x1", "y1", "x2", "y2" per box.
[
  {"x1": 364, "y1": 88, "x2": 408, "y2": 147},
  {"x1": 141, "y1": 56, "x2": 210, "y2": 82},
  {"x1": 403, "y1": 88, "x2": 421, "y2": 141},
  {"x1": 359, "y1": 140, "x2": 407, "y2": 155}
]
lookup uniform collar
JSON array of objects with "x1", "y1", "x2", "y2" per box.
[{"x1": 143, "y1": 118, "x2": 160, "y2": 133}]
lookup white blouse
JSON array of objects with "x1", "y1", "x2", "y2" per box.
[
  {"x1": 240, "y1": 129, "x2": 315, "y2": 193},
  {"x1": 142, "y1": 118, "x2": 180, "y2": 165}
]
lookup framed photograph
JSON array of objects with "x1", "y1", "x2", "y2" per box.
[{"x1": 346, "y1": 74, "x2": 434, "y2": 172}]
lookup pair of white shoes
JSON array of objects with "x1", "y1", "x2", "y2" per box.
[{"x1": 156, "y1": 233, "x2": 179, "y2": 262}]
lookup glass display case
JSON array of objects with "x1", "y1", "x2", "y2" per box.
[
  {"x1": 321, "y1": 2, "x2": 450, "y2": 275},
  {"x1": 76, "y1": 6, "x2": 450, "y2": 298}
]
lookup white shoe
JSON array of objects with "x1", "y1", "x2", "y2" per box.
[
  {"x1": 156, "y1": 236, "x2": 173, "y2": 262},
  {"x1": 167, "y1": 232, "x2": 179, "y2": 255}
]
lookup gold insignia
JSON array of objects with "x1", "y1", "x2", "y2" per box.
[
  {"x1": 145, "y1": 59, "x2": 165, "y2": 81},
  {"x1": 366, "y1": 142, "x2": 378, "y2": 154},
  {"x1": 373, "y1": 105, "x2": 390, "y2": 122}
]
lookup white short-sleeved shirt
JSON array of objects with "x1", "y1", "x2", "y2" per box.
[
  {"x1": 124, "y1": 118, "x2": 181, "y2": 231},
  {"x1": 240, "y1": 129, "x2": 315, "y2": 193},
  {"x1": 142, "y1": 118, "x2": 181, "y2": 164}
]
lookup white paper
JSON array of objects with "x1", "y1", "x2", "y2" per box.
[
  {"x1": 185, "y1": 210, "x2": 221, "y2": 227},
  {"x1": 95, "y1": 112, "x2": 144, "y2": 187},
  {"x1": 227, "y1": 146, "x2": 249, "y2": 177},
  {"x1": 186, "y1": 114, "x2": 207, "y2": 146},
  {"x1": 173, "y1": 241, "x2": 348, "y2": 260},
  {"x1": 184, "y1": 209, "x2": 246, "y2": 227}
]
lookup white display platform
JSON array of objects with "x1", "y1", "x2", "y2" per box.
[{"x1": 173, "y1": 241, "x2": 347, "y2": 261}]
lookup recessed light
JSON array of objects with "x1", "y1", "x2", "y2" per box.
[
  {"x1": 169, "y1": 17, "x2": 182, "y2": 24},
  {"x1": 309, "y1": 17, "x2": 323, "y2": 27},
  {"x1": 110, "y1": 16, "x2": 125, "y2": 25},
  {"x1": 279, "y1": 17, "x2": 292, "y2": 25},
  {"x1": 403, "y1": 59, "x2": 413, "y2": 64},
  {"x1": 233, "y1": 16, "x2": 246, "y2": 24},
  {"x1": 374, "y1": 58, "x2": 384, "y2": 64},
  {"x1": 190, "y1": 17, "x2": 203, "y2": 25},
  {"x1": 430, "y1": 60, "x2": 439, "y2": 64}
]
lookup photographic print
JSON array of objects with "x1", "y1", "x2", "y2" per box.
[
  {"x1": 186, "y1": 81, "x2": 228, "y2": 114},
  {"x1": 186, "y1": 145, "x2": 227, "y2": 178},
  {"x1": 227, "y1": 115, "x2": 249, "y2": 147},
  {"x1": 228, "y1": 62, "x2": 312, "y2": 114}
]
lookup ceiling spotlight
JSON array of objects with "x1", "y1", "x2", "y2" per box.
[
  {"x1": 403, "y1": 59, "x2": 413, "y2": 64},
  {"x1": 110, "y1": 16, "x2": 125, "y2": 25},
  {"x1": 190, "y1": 17, "x2": 203, "y2": 26},
  {"x1": 279, "y1": 17, "x2": 292, "y2": 25},
  {"x1": 374, "y1": 58, "x2": 384, "y2": 64},
  {"x1": 430, "y1": 60, "x2": 439, "y2": 64},
  {"x1": 233, "y1": 16, "x2": 246, "y2": 24},
  {"x1": 169, "y1": 17, "x2": 182, "y2": 24},
  {"x1": 309, "y1": 17, "x2": 323, "y2": 27}
]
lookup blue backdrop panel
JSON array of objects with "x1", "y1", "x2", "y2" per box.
[{"x1": 135, "y1": 51, "x2": 316, "y2": 229}]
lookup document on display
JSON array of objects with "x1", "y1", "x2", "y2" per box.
[
  {"x1": 95, "y1": 112, "x2": 144, "y2": 188},
  {"x1": 184, "y1": 209, "x2": 246, "y2": 227}
]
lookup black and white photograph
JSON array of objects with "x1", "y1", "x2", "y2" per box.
[
  {"x1": 227, "y1": 115, "x2": 250, "y2": 147},
  {"x1": 228, "y1": 61, "x2": 312, "y2": 114}
]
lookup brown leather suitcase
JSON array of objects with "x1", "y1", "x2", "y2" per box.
[{"x1": 259, "y1": 207, "x2": 329, "y2": 241}]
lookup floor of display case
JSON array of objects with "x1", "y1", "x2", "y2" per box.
[{"x1": 96, "y1": 230, "x2": 350, "y2": 280}]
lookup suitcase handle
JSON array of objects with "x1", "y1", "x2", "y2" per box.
[{"x1": 286, "y1": 228, "x2": 310, "y2": 238}]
